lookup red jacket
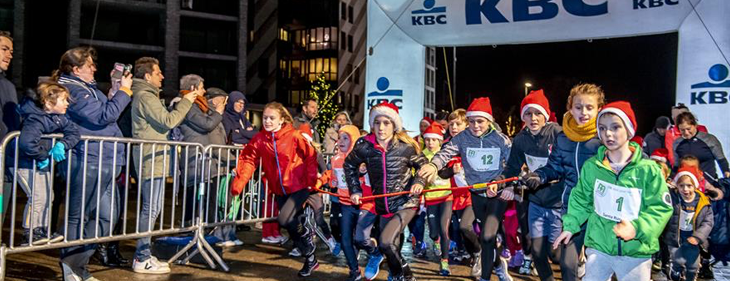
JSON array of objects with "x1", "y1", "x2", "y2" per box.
[{"x1": 231, "y1": 123, "x2": 318, "y2": 196}]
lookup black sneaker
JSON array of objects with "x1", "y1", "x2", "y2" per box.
[
  {"x1": 298, "y1": 255, "x2": 319, "y2": 277},
  {"x1": 346, "y1": 270, "x2": 362, "y2": 281}
]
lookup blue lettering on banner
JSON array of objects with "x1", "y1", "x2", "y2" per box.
[
  {"x1": 633, "y1": 0, "x2": 679, "y2": 10},
  {"x1": 465, "y1": 0, "x2": 607, "y2": 25},
  {"x1": 412, "y1": 0, "x2": 447, "y2": 26},
  {"x1": 690, "y1": 64, "x2": 730, "y2": 105},
  {"x1": 367, "y1": 77, "x2": 404, "y2": 109}
]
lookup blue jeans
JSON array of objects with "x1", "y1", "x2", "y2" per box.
[
  {"x1": 528, "y1": 203, "x2": 562, "y2": 242},
  {"x1": 135, "y1": 178, "x2": 164, "y2": 262},
  {"x1": 61, "y1": 158, "x2": 120, "y2": 277},
  {"x1": 354, "y1": 209, "x2": 378, "y2": 255},
  {"x1": 340, "y1": 204, "x2": 360, "y2": 272}
]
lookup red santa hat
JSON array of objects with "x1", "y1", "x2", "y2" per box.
[
  {"x1": 650, "y1": 148, "x2": 669, "y2": 163},
  {"x1": 674, "y1": 165, "x2": 702, "y2": 188},
  {"x1": 466, "y1": 97, "x2": 494, "y2": 122},
  {"x1": 420, "y1": 117, "x2": 434, "y2": 126},
  {"x1": 369, "y1": 102, "x2": 403, "y2": 132},
  {"x1": 520, "y1": 89, "x2": 551, "y2": 121},
  {"x1": 631, "y1": 136, "x2": 644, "y2": 147},
  {"x1": 423, "y1": 123, "x2": 444, "y2": 140},
  {"x1": 597, "y1": 101, "x2": 637, "y2": 139}
]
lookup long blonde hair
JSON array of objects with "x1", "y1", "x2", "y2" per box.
[{"x1": 395, "y1": 131, "x2": 421, "y2": 154}]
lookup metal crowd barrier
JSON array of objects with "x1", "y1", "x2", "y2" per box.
[{"x1": 0, "y1": 132, "x2": 333, "y2": 279}]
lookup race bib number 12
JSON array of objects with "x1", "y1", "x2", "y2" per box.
[
  {"x1": 466, "y1": 147, "x2": 500, "y2": 172},
  {"x1": 593, "y1": 179, "x2": 642, "y2": 222}
]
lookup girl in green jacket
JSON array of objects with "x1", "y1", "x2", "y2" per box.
[{"x1": 553, "y1": 101, "x2": 673, "y2": 281}]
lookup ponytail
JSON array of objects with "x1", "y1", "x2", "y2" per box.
[
  {"x1": 395, "y1": 131, "x2": 421, "y2": 155},
  {"x1": 51, "y1": 46, "x2": 97, "y2": 81}
]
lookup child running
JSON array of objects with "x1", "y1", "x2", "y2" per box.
[
  {"x1": 663, "y1": 165, "x2": 714, "y2": 281},
  {"x1": 553, "y1": 101, "x2": 673, "y2": 281},
  {"x1": 418, "y1": 97, "x2": 513, "y2": 281},
  {"x1": 343, "y1": 102, "x2": 428, "y2": 281},
  {"x1": 421, "y1": 123, "x2": 453, "y2": 275},
  {"x1": 504, "y1": 89, "x2": 563, "y2": 280},
  {"x1": 523, "y1": 83, "x2": 605, "y2": 281},
  {"x1": 230, "y1": 102, "x2": 320, "y2": 277}
]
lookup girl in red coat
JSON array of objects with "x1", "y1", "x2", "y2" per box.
[{"x1": 231, "y1": 102, "x2": 319, "y2": 277}]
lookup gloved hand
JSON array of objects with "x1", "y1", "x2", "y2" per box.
[
  {"x1": 49, "y1": 142, "x2": 66, "y2": 162},
  {"x1": 523, "y1": 172, "x2": 543, "y2": 190},
  {"x1": 37, "y1": 158, "x2": 50, "y2": 169}
]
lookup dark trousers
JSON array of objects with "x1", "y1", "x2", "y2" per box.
[{"x1": 379, "y1": 208, "x2": 417, "y2": 277}]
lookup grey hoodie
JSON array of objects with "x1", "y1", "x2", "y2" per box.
[{"x1": 430, "y1": 125, "x2": 512, "y2": 191}]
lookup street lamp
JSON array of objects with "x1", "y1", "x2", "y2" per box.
[{"x1": 524, "y1": 82, "x2": 532, "y2": 96}]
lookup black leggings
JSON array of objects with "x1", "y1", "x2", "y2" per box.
[
  {"x1": 515, "y1": 199, "x2": 532, "y2": 256},
  {"x1": 560, "y1": 227, "x2": 585, "y2": 281},
  {"x1": 427, "y1": 201, "x2": 453, "y2": 259},
  {"x1": 379, "y1": 208, "x2": 417, "y2": 278},
  {"x1": 532, "y1": 236, "x2": 561, "y2": 281},
  {"x1": 276, "y1": 189, "x2": 315, "y2": 257},
  {"x1": 457, "y1": 205, "x2": 481, "y2": 256},
  {"x1": 329, "y1": 201, "x2": 342, "y2": 243},
  {"x1": 472, "y1": 194, "x2": 509, "y2": 280},
  {"x1": 306, "y1": 193, "x2": 332, "y2": 239}
]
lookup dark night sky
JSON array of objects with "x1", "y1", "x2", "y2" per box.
[{"x1": 436, "y1": 32, "x2": 678, "y2": 138}]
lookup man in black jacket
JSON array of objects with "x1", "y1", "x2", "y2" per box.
[
  {"x1": 643, "y1": 116, "x2": 670, "y2": 156},
  {"x1": 293, "y1": 98, "x2": 321, "y2": 143},
  {"x1": 0, "y1": 31, "x2": 19, "y2": 220}
]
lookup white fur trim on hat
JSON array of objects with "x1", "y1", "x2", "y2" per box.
[
  {"x1": 521, "y1": 104, "x2": 549, "y2": 121},
  {"x1": 465, "y1": 111, "x2": 494, "y2": 122},
  {"x1": 650, "y1": 155, "x2": 667, "y2": 163},
  {"x1": 369, "y1": 106, "x2": 403, "y2": 132},
  {"x1": 423, "y1": 133, "x2": 443, "y2": 140},
  {"x1": 597, "y1": 108, "x2": 636, "y2": 139},
  {"x1": 674, "y1": 171, "x2": 699, "y2": 188}
]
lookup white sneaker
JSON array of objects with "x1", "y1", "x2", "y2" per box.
[
  {"x1": 273, "y1": 235, "x2": 289, "y2": 245},
  {"x1": 133, "y1": 258, "x2": 171, "y2": 274},
  {"x1": 150, "y1": 256, "x2": 171, "y2": 269},
  {"x1": 216, "y1": 240, "x2": 236, "y2": 247},
  {"x1": 289, "y1": 248, "x2": 302, "y2": 257},
  {"x1": 232, "y1": 239, "x2": 244, "y2": 246},
  {"x1": 261, "y1": 236, "x2": 276, "y2": 244}
]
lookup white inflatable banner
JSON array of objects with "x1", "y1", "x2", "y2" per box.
[{"x1": 366, "y1": 0, "x2": 730, "y2": 157}]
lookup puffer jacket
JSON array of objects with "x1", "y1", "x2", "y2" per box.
[
  {"x1": 59, "y1": 74, "x2": 131, "y2": 165},
  {"x1": 231, "y1": 123, "x2": 317, "y2": 196},
  {"x1": 343, "y1": 134, "x2": 428, "y2": 215},
  {"x1": 535, "y1": 132, "x2": 602, "y2": 213},
  {"x1": 17, "y1": 98, "x2": 80, "y2": 171},
  {"x1": 663, "y1": 189, "x2": 714, "y2": 249},
  {"x1": 505, "y1": 123, "x2": 564, "y2": 208}
]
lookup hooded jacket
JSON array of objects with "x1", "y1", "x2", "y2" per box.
[
  {"x1": 344, "y1": 134, "x2": 428, "y2": 215},
  {"x1": 505, "y1": 122, "x2": 564, "y2": 208},
  {"x1": 131, "y1": 78, "x2": 193, "y2": 179},
  {"x1": 17, "y1": 98, "x2": 80, "y2": 170},
  {"x1": 222, "y1": 91, "x2": 257, "y2": 145},
  {"x1": 563, "y1": 143, "x2": 673, "y2": 258},
  {"x1": 535, "y1": 131, "x2": 602, "y2": 214},
  {"x1": 323, "y1": 111, "x2": 352, "y2": 154},
  {"x1": 663, "y1": 189, "x2": 713, "y2": 249},
  {"x1": 317, "y1": 125, "x2": 360, "y2": 205},
  {"x1": 429, "y1": 125, "x2": 512, "y2": 194},
  {"x1": 231, "y1": 123, "x2": 318, "y2": 196},
  {"x1": 59, "y1": 74, "x2": 131, "y2": 165}
]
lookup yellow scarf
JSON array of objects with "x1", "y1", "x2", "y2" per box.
[{"x1": 562, "y1": 112, "x2": 597, "y2": 142}]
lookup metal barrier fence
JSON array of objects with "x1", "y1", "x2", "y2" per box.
[{"x1": 0, "y1": 132, "x2": 298, "y2": 279}]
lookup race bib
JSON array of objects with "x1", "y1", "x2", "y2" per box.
[
  {"x1": 679, "y1": 210, "x2": 694, "y2": 231},
  {"x1": 454, "y1": 170, "x2": 468, "y2": 187},
  {"x1": 363, "y1": 173, "x2": 371, "y2": 187},
  {"x1": 593, "y1": 179, "x2": 643, "y2": 222},
  {"x1": 333, "y1": 168, "x2": 348, "y2": 189},
  {"x1": 525, "y1": 154, "x2": 548, "y2": 172},
  {"x1": 466, "y1": 147, "x2": 500, "y2": 172}
]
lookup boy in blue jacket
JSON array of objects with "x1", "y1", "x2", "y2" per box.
[{"x1": 17, "y1": 81, "x2": 79, "y2": 245}]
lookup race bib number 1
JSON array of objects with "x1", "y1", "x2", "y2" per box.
[
  {"x1": 593, "y1": 179, "x2": 642, "y2": 222},
  {"x1": 466, "y1": 147, "x2": 500, "y2": 172}
]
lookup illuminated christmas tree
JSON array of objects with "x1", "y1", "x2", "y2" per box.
[{"x1": 309, "y1": 72, "x2": 340, "y2": 139}]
